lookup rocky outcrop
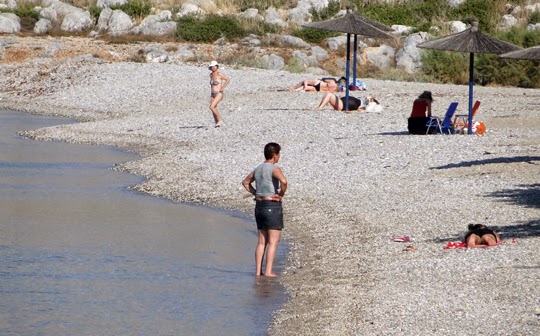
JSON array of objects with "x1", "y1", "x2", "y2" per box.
[{"x1": 0, "y1": 13, "x2": 20, "y2": 33}]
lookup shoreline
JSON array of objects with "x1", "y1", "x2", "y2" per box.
[{"x1": 1, "y1": 38, "x2": 540, "y2": 334}]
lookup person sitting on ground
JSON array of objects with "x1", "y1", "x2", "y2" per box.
[
  {"x1": 463, "y1": 224, "x2": 501, "y2": 248},
  {"x1": 410, "y1": 90, "x2": 433, "y2": 118},
  {"x1": 408, "y1": 90, "x2": 434, "y2": 134},
  {"x1": 289, "y1": 77, "x2": 346, "y2": 92},
  {"x1": 315, "y1": 92, "x2": 366, "y2": 111}
]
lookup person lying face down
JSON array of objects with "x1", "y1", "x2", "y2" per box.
[
  {"x1": 316, "y1": 92, "x2": 381, "y2": 112},
  {"x1": 289, "y1": 77, "x2": 347, "y2": 92},
  {"x1": 463, "y1": 224, "x2": 501, "y2": 248}
]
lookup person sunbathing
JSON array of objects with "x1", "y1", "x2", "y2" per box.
[
  {"x1": 314, "y1": 92, "x2": 382, "y2": 112},
  {"x1": 289, "y1": 77, "x2": 346, "y2": 92},
  {"x1": 463, "y1": 224, "x2": 501, "y2": 248}
]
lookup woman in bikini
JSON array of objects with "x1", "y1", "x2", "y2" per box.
[
  {"x1": 463, "y1": 224, "x2": 501, "y2": 248},
  {"x1": 289, "y1": 77, "x2": 346, "y2": 92},
  {"x1": 315, "y1": 91, "x2": 365, "y2": 111},
  {"x1": 208, "y1": 60, "x2": 230, "y2": 127}
]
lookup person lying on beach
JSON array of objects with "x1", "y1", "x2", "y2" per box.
[
  {"x1": 463, "y1": 224, "x2": 501, "y2": 248},
  {"x1": 289, "y1": 77, "x2": 346, "y2": 92},
  {"x1": 315, "y1": 92, "x2": 373, "y2": 112}
]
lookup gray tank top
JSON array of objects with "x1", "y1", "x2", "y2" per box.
[{"x1": 253, "y1": 162, "x2": 279, "y2": 197}]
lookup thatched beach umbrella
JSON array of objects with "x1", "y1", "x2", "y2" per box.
[
  {"x1": 302, "y1": 9, "x2": 394, "y2": 110},
  {"x1": 417, "y1": 21, "x2": 521, "y2": 134},
  {"x1": 499, "y1": 45, "x2": 540, "y2": 60}
]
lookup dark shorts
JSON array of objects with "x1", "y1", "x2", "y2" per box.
[{"x1": 255, "y1": 201, "x2": 283, "y2": 230}]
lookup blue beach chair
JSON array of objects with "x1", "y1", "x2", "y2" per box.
[{"x1": 426, "y1": 102, "x2": 459, "y2": 134}]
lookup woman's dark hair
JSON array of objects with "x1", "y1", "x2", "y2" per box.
[
  {"x1": 468, "y1": 224, "x2": 486, "y2": 231},
  {"x1": 264, "y1": 142, "x2": 281, "y2": 160},
  {"x1": 418, "y1": 91, "x2": 433, "y2": 102}
]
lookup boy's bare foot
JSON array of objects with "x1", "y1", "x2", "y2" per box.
[{"x1": 265, "y1": 273, "x2": 278, "y2": 277}]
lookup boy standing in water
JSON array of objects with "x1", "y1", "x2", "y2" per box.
[{"x1": 242, "y1": 143, "x2": 287, "y2": 277}]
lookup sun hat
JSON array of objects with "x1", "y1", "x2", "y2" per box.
[{"x1": 208, "y1": 60, "x2": 219, "y2": 68}]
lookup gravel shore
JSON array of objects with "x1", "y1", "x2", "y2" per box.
[{"x1": 1, "y1": 37, "x2": 539, "y2": 335}]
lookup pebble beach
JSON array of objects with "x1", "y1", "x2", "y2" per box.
[{"x1": 1, "y1": 36, "x2": 539, "y2": 335}]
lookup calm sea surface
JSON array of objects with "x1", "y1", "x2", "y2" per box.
[{"x1": 0, "y1": 110, "x2": 286, "y2": 335}]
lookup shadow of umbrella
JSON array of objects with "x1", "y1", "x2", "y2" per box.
[
  {"x1": 417, "y1": 21, "x2": 521, "y2": 134},
  {"x1": 500, "y1": 45, "x2": 540, "y2": 60},
  {"x1": 302, "y1": 8, "x2": 394, "y2": 110}
]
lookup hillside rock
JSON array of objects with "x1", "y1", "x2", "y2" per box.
[
  {"x1": 61, "y1": 10, "x2": 94, "y2": 33},
  {"x1": 108, "y1": 10, "x2": 135, "y2": 36},
  {"x1": 396, "y1": 32, "x2": 430, "y2": 74},
  {"x1": 0, "y1": 13, "x2": 20, "y2": 33},
  {"x1": 96, "y1": 0, "x2": 127, "y2": 8},
  {"x1": 362, "y1": 44, "x2": 395, "y2": 70},
  {"x1": 33, "y1": 18, "x2": 52, "y2": 34}
]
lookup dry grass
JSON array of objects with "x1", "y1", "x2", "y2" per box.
[
  {"x1": 64, "y1": 0, "x2": 98, "y2": 8},
  {"x1": 0, "y1": 47, "x2": 37, "y2": 63},
  {"x1": 100, "y1": 34, "x2": 176, "y2": 44}
]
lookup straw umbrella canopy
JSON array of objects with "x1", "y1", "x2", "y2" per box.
[
  {"x1": 417, "y1": 21, "x2": 521, "y2": 134},
  {"x1": 499, "y1": 45, "x2": 540, "y2": 60},
  {"x1": 302, "y1": 10, "x2": 394, "y2": 110}
]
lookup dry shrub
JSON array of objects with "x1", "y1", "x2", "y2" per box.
[
  {"x1": 100, "y1": 34, "x2": 175, "y2": 44},
  {"x1": 65, "y1": 0, "x2": 98, "y2": 7}
]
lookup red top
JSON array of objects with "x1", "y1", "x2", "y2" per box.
[{"x1": 410, "y1": 99, "x2": 429, "y2": 117}]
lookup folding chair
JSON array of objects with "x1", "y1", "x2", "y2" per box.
[
  {"x1": 426, "y1": 102, "x2": 459, "y2": 134},
  {"x1": 453, "y1": 100, "x2": 481, "y2": 130}
]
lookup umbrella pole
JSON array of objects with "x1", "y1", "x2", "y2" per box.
[
  {"x1": 345, "y1": 33, "x2": 351, "y2": 110},
  {"x1": 353, "y1": 34, "x2": 358, "y2": 91},
  {"x1": 468, "y1": 52, "x2": 474, "y2": 134}
]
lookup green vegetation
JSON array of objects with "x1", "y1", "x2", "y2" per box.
[
  {"x1": 175, "y1": 15, "x2": 245, "y2": 42},
  {"x1": 292, "y1": 27, "x2": 339, "y2": 44},
  {"x1": 311, "y1": 0, "x2": 341, "y2": 22},
  {"x1": 529, "y1": 11, "x2": 540, "y2": 25},
  {"x1": 0, "y1": 1, "x2": 39, "y2": 31},
  {"x1": 88, "y1": 6, "x2": 102, "y2": 20},
  {"x1": 234, "y1": 0, "x2": 289, "y2": 12},
  {"x1": 357, "y1": 0, "x2": 449, "y2": 33},
  {"x1": 110, "y1": 0, "x2": 151, "y2": 18}
]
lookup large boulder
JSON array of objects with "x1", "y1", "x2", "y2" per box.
[
  {"x1": 61, "y1": 10, "x2": 94, "y2": 32},
  {"x1": 264, "y1": 7, "x2": 287, "y2": 28},
  {"x1": 288, "y1": 6, "x2": 311, "y2": 26},
  {"x1": 96, "y1": 0, "x2": 127, "y2": 8},
  {"x1": 447, "y1": 20, "x2": 467, "y2": 33},
  {"x1": 311, "y1": 45, "x2": 329, "y2": 61},
  {"x1": 33, "y1": 18, "x2": 52, "y2": 34},
  {"x1": 499, "y1": 14, "x2": 518, "y2": 31},
  {"x1": 527, "y1": 23, "x2": 540, "y2": 31},
  {"x1": 292, "y1": 50, "x2": 317, "y2": 67},
  {"x1": 325, "y1": 35, "x2": 348, "y2": 51},
  {"x1": 239, "y1": 8, "x2": 263, "y2": 21},
  {"x1": 169, "y1": 45, "x2": 195, "y2": 62},
  {"x1": 3, "y1": 0, "x2": 17, "y2": 10},
  {"x1": 362, "y1": 44, "x2": 395, "y2": 70},
  {"x1": 134, "y1": 14, "x2": 176, "y2": 36},
  {"x1": 281, "y1": 35, "x2": 310, "y2": 49},
  {"x1": 392, "y1": 24, "x2": 414, "y2": 36},
  {"x1": 0, "y1": 13, "x2": 20, "y2": 33},
  {"x1": 176, "y1": 3, "x2": 204, "y2": 18},
  {"x1": 396, "y1": 32, "x2": 430, "y2": 74},
  {"x1": 108, "y1": 10, "x2": 134, "y2": 35},
  {"x1": 97, "y1": 7, "x2": 113, "y2": 32},
  {"x1": 447, "y1": 0, "x2": 466, "y2": 7},
  {"x1": 261, "y1": 54, "x2": 285, "y2": 70},
  {"x1": 145, "y1": 49, "x2": 169, "y2": 63}
]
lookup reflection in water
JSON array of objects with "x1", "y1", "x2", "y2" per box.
[{"x1": 0, "y1": 111, "x2": 287, "y2": 335}]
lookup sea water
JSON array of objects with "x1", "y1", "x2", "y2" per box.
[{"x1": 0, "y1": 110, "x2": 286, "y2": 336}]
